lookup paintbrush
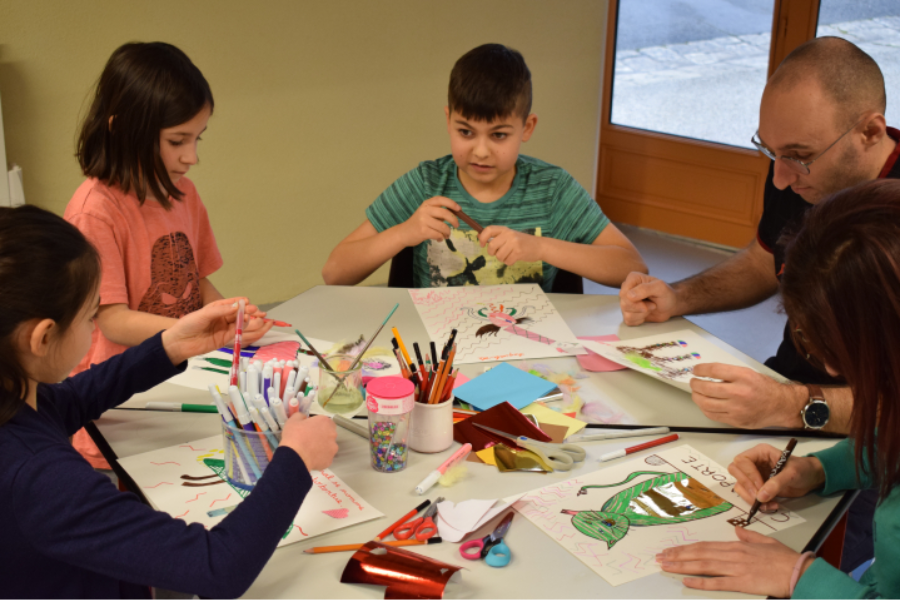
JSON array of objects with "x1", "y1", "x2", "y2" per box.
[
  {"x1": 321, "y1": 303, "x2": 400, "y2": 408},
  {"x1": 294, "y1": 329, "x2": 334, "y2": 372}
]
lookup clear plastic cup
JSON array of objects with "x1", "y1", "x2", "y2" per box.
[
  {"x1": 366, "y1": 376, "x2": 415, "y2": 473},
  {"x1": 222, "y1": 422, "x2": 281, "y2": 491},
  {"x1": 317, "y1": 353, "x2": 364, "y2": 417}
]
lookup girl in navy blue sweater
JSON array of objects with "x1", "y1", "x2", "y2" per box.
[{"x1": 0, "y1": 206, "x2": 338, "y2": 598}]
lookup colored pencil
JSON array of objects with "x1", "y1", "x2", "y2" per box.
[
  {"x1": 304, "y1": 538, "x2": 443, "y2": 554},
  {"x1": 391, "y1": 327, "x2": 413, "y2": 369},
  {"x1": 452, "y1": 208, "x2": 484, "y2": 233},
  {"x1": 144, "y1": 402, "x2": 218, "y2": 413},
  {"x1": 374, "y1": 499, "x2": 431, "y2": 541}
]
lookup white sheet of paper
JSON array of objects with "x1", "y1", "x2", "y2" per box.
[
  {"x1": 511, "y1": 444, "x2": 804, "y2": 586},
  {"x1": 580, "y1": 330, "x2": 757, "y2": 393},
  {"x1": 409, "y1": 284, "x2": 584, "y2": 365},
  {"x1": 118, "y1": 435, "x2": 382, "y2": 547},
  {"x1": 435, "y1": 493, "x2": 525, "y2": 542}
]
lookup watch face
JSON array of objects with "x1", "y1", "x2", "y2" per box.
[{"x1": 804, "y1": 401, "x2": 830, "y2": 428}]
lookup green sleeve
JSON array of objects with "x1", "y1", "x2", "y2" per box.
[
  {"x1": 793, "y1": 558, "x2": 879, "y2": 598},
  {"x1": 550, "y1": 171, "x2": 609, "y2": 244},
  {"x1": 365, "y1": 165, "x2": 432, "y2": 233},
  {"x1": 811, "y1": 439, "x2": 874, "y2": 494}
]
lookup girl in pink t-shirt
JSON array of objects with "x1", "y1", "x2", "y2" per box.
[{"x1": 64, "y1": 42, "x2": 270, "y2": 468}]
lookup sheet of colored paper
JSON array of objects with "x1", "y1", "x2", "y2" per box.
[
  {"x1": 118, "y1": 435, "x2": 383, "y2": 548},
  {"x1": 511, "y1": 444, "x2": 805, "y2": 586},
  {"x1": 475, "y1": 448, "x2": 497, "y2": 466},
  {"x1": 453, "y1": 401, "x2": 552, "y2": 451},
  {"x1": 408, "y1": 284, "x2": 585, "y2": 364},
  {"x1": 453, "y1": 363, "x2": 558, "y2": 411},
  {"x1": 576, "y1": 335, "x2": 627, "y2": 372},
  {"x1": 521, "y1": 404, "x2": 587, "y2": 439}
]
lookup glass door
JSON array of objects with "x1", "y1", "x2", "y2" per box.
[{"x1": 596, "y1": 0, "x2": 820, "y2": 247}]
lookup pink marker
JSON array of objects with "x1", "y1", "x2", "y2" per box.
[
  {"x1": 229, "y1": 300, "x2": 245, "y2": 387},
  {"x1": 414, "y1": 443, "x2": 472, "y2": 495},
  {"x1": 287, "y1": 397, "x2": 300, "y2": 417}
]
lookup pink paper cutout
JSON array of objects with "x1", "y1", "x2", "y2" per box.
[
  {"x1": 253, "y1": 341, "x2": 300, "y2": 363},
  {"x1": 323, "y1": 508, "x2": 350, "y2": 519},
  {"x1": 576, "y1": 335, "x2": 628, "y2": 372},
  {"x1": 453, "y1": 372, "x2": 471, "y2": 388}
]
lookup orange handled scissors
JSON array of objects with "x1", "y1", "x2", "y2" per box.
[{"x1": 393, "y1": 498, "x2": 442, "y2": 541}]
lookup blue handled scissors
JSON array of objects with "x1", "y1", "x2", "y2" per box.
[
  {"x1": 459, "y1": 512, "x2": 513, "y2": 567},
  {"x1": 473, "y1": 423, "x2": 586, "y2": 471}
]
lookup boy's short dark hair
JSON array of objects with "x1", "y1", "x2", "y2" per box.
[
  {"x1": 77, "y1": 42, "x2": 213, "y2": 210},
  {"x1": 448, "y1": 44, "x2": 532, "y2": 123}
]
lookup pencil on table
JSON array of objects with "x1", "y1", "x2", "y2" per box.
[{"x1": 304, "y1": 538, "x2": 443, "y2": 554}]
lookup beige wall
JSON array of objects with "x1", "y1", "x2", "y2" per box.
[{"x1": 0, "y1": 0, "x2": 607, "y2": 304}]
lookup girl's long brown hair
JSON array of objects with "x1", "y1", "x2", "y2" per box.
[
  {"x1": 781, "y1": 179, "x2": 900, "y2": 500},
  {"x1": 0, "y1": 206, "x2": 100, "y2": 426}
]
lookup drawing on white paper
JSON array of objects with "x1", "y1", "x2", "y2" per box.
[
  {"x1": 512, "y1": 445, "x2": 804, "y2": 586},
  {"x1": 409, "y1": 284, "x2": 583, "y2": 364},
  {"x1": 118, "y1": 436, "x2": 383, "y2": 547},
  {"x1": 580, "y1": 330, "x2": 759, "y2": 393}
]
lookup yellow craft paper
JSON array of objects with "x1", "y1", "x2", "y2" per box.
[
  {"x1": 476, "y1": 447, "x2": 497, "y2": 466},
  {"x1": 521, "y1": 403, "x2": 587, "y2": 439}
]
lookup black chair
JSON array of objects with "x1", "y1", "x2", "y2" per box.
[{"x1": 387, "y1": 245, "x2": 583, "y2": 293}]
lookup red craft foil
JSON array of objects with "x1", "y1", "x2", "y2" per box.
[{"x1": 340, "y1": 541, "x2": 463, "y2": 599}]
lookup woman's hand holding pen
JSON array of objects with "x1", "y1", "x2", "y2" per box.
[
  {"x1": 400, "y1": 197, "x2": 460, "y2": 245},
  {"x1": 729, "y1": 443, "x2": 825, "y2": 512},
  {"x1": 280, "y1": 414, "x2": 339, "y2": 471},
  {"x1": 161, "y1": 297, "x2": 274, "y2": 365}
]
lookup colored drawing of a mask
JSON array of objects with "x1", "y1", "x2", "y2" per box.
[
  {"x1": 562, "y1": 470, "x2": 732, "y2": 549},
  {"x1": 341, "y1": 541, "x2": 463, "y2": 599}
]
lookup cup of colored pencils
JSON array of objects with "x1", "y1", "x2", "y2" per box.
[{"x1": 390, "y1": 328, "x2": 458, "y2": 453}]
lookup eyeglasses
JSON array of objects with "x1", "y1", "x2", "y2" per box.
[{"x1": 751, "y1": 116, "x2": 867, "y2": 176}]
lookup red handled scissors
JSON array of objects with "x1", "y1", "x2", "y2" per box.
[
  {"x1": 393, "y1": 497, "x2": 443, "y2": 541},
  {"x1": 459, "y1": 512, "x2": 513, "y2": 568}
]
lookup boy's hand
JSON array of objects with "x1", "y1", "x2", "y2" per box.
[
  {"x1": 728, "y1": 444, "x2": 825, "y2": 511},
  {"x1": 479, "y1": 226, "x2": 542, "y2": 265},
  {"x1": 280, "y1": 414, "x2": 339, "y2": 471},
  {"x1": 161, "y1": 297, "x2": 275, "y2": 365},
  {"x1": 400, "y1": 196, "x2": 460, "y2": 246}
]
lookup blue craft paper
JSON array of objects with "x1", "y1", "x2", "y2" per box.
[{"x1": 453, "y1": 363, "x2": 558, "y2": 411}]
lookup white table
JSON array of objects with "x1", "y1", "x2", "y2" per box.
[{"x1": 93, "y1": 286, "x2": 847, "y2": 599}]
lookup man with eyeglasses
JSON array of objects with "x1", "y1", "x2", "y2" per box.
[{"x1": 619, "y1": 37, "x2": 899, "y2": 572}]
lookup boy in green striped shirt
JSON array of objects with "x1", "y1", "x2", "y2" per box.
[{"x1": 322, "y1": 44, "x2": 646, "y2": 292}]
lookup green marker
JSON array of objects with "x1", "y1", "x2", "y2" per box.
[
  {"x1": 145, "y1": 402, "x2": 218, "y2": 413},
  {"x1": 202, "y1": 357, "x2": 233, "y2": 368},
  {"x1": 194, "y1": 366, "x2": 229, "y2": 375}
]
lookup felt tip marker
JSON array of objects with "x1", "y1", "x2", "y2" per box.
[
  {"x1": 415, "y1": 443, "x2": 472, "y2": 495},
  {"x1": 599, "y1": 433, "x2": 680, "y2": 462},
  {"x1": 746, "y1": 438, "x2": 798, "y2": 523},
  {"x1": 144, "y1": 402, "x2": 218, "y2": 413}
]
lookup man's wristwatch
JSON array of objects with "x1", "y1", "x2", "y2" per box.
[{"x1": 801, "y1": 384, "x2": 830, "y2": 430}]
